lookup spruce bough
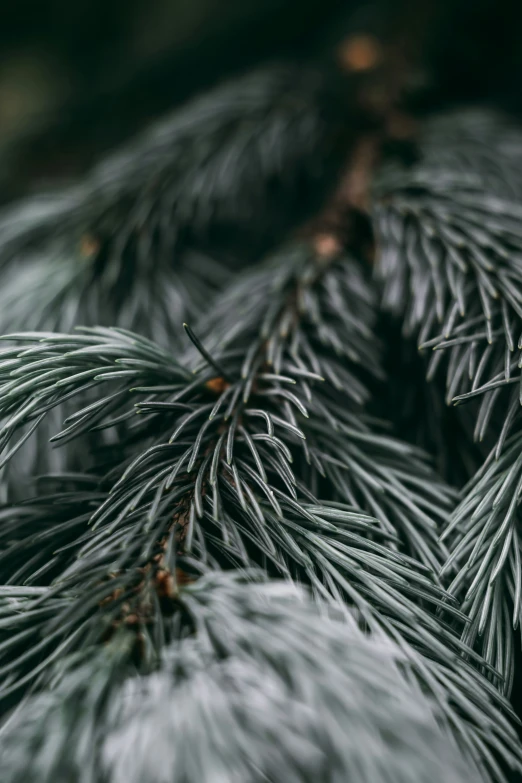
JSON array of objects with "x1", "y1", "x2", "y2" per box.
[{"x1": 1, "y1": 15, "x2": 522, "y2": 783}]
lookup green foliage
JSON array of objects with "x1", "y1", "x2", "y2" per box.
[
  {"x1": 0, "y1": 44, "x2": 522, "y2": 783},
  {"x1": 373, "y1": 109, "x2": 522, "y2": 692},
  {"x1": 0, "y1": 573, "x2": 474, "y2": 783},
  {"x1": 0, "y1": 246, "x2": 520, "y2": 780},
  {"x1": 0, "y1": 64, "x2": 348, "y2": 495},
  {"x1": 0, "y1": 245, "x2": 456, "y2": 568},
  {"x1": 0, "y1": 64, "x2": 345, "y2": 341}
]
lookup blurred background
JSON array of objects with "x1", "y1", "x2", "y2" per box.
[
  {"x1": 1, "y1": 0, "x2": 522, "y2": 205},
  {"x1": 0, "y1": 0, "x2": 346, "y2": 203}
]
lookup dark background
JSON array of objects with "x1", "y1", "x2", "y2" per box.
[
  {"x1": 0, "y1": 0, "x2": 349, "y2": 202},
  {"x1": 2, "y1": 0, "x2": 522, "y2": 776},
  {"x1": 2, "y1": 0, "x2": 522, "y2": 205}
]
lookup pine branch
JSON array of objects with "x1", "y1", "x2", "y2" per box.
[
  {"x1": 0, "y1": 60, "x2": 521, "y2": 777},
  {"x1": 0, "y1": 484, "x2": 468, "y2": 701},
  {"x1": 0, "y1": 328, "x2": 190, "y2": 499},
  {"x1": 195, "y1": 240, "x2": 458, "y2": 570},
  {"x1": 0, "y1": 475, "x2": 104, "y2": 586},
  {"x1": 0, "y1": 242, "x2": 455, "y2": 569},
  {"x1": 0, "y1": 63, "x2": 355, "y2": 496},
  {"x1": 439, "y1": 432, "x2": 522, "y2": 693},
  {"x1": 0, "y1": 244, "x2": 226, "y2": 344},
  {"x1": 0, "y1": 572, "x2": 475, "y2": 783},
  {"x1": 0, "y1": 244, "x2": 520, "y2": 778},
  {"x1": 372, "y1": 108, "x2": 522, "y2": 692},
  {"x1": 0, "y1": 64, "x2": 348, "y2": 339},
  {"x1": 373, "y1": 109, "x2": 522, "y2": 419}
]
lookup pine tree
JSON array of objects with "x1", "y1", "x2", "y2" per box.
[{"x1": 1, "y1": 2, "x2": 522, "y2": 781}]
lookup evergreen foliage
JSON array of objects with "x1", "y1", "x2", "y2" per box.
[
  {"x1": 0, "y1": 574, "x2": 474, "y2": 783},
  {"x1": 373, "y1": 109, "x2": 522, "y2": 690},
  {"x1": 2, "y1": 2, "x2": 522, "y2": 781}
]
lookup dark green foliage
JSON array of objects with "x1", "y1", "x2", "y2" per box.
[
  {"x1": 374, "y1": 110, "x2": 522, "y2": 414},
  {"x1": 0, "y1": 573, "x2": 474, "y2": 783},
  {"x1": 0, "y1": 243, "x2": 455, "y2": 572},
  {"x1": 0, "y1": 64, "x2": 348, "y2": 341},
  {"x1": 373, "y1": 109, "x2": 522, "y2": 691},
  {"x1": 0, "y1": 64, "x2": 351, "y2": 495},
  {"x1": 440, "y1": 436, "x2": 522, "y2": 694},
  {"x1": 375, "y1": 320, "x2": 485, "y2": 486},
  {"x1": 0, "y1": 247, "x2": 520, "y2": 779},
  {"x1": 1, "y1": 18, "x2": 522, "y2": 783},
  {"x1": 195, "y1": 244, "x2": 454, "y2": 569}
]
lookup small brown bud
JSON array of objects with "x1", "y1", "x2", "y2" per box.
[
  {"x1": 79, "y1": 234, "x2": 100, "y2": 258},
  {"x1": 338, "y1": 35, "x2": 382, "y2": 73},
  {"x1": 314, "y1": 234, "x2": 342, "y2": 259},
  {"x1": 205, "y1": 377, "x2": 230, "y2": 394}
]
